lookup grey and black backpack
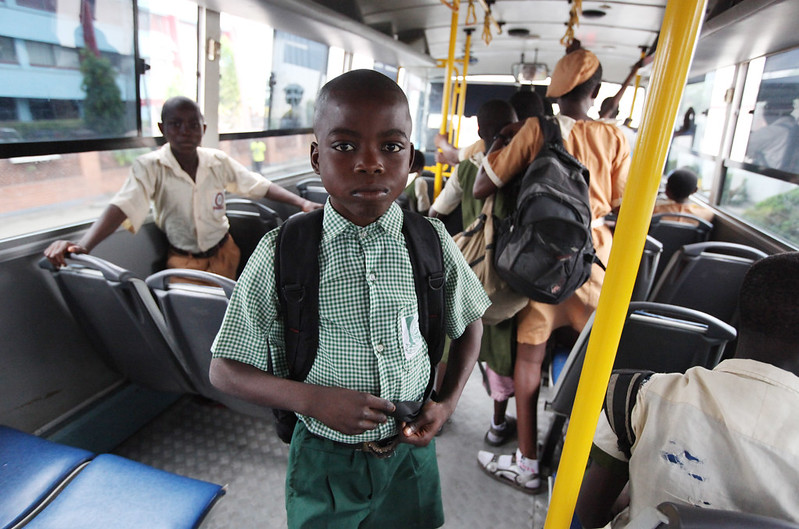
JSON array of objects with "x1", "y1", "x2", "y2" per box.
[{"x1": 493, "y1": 116, "x2": 604, "y2": 304}]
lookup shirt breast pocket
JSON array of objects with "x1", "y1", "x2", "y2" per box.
[
  {"x1": 210, "y1": 191, "x2": 226, "y2": 220},
  {"x1": 397, "y1": 304, "x2": 425, "y2": 362}
]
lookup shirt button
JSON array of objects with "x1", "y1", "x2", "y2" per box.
[
  {"x1": 359, "y1": 230, "x2": 367, "y2": 238},
  {"x1": 375, "y1": 344, "x2": 385, "y2": 353},
  {"x1": 367, "y1": 273, "x2": 376, "y2": 282}
]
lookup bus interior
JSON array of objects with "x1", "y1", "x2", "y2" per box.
[{"x1": 1, "y1": 0, "x2": 798, "y2": 528}]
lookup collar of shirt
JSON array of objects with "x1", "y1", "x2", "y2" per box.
[
  {"x1": 555, "y1": 113, "x2": 576, "y2": 138},
  {"x1": 713, "y1": 358, "x2": 799, "y2": 392},
  {"x1": 321, "y1": 200, "x2": 405, "y2": 245},
  {"x1": 155, "y1": 144, "x2": 223, "y2": 182}
]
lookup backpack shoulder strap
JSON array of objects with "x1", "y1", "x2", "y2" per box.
[
  {"x1": 538, "y1": 115, "x2": 590, "y2": 187},
  {"x1": 274, "y1": 208, "x2": 445, "y2": 414},
  {"x1": 539, "y1": 115, "x2": 564, "y2": 146},
  {"x1": 274, "y1": 209, "x2": 323, "y2": 381},
  {"x1": 603, "y1": 369, "x2": 654, "y2": 459},
  {"x1": 401, "y1": 210, "x2": 446, "y2": 365}
]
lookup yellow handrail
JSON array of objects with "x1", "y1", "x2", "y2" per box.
[
  {"x1": 628, "y1": 50, "x2": 647, "y2": 121},
  {"x1": 435, "y1": 0, "x2": 460, "y2": 198},
  {"x1": 454, "y1": 29, "x2": 473, "y2": 148},
  {"x1": 448, "y1": 64, "x2": 461, "y2": 146},
  {"x1": 543, "y1": 1, "x2": 707, "y2": 528}
]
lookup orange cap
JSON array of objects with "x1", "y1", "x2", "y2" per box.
[{"x1": 546, "y1": 49, "x2": 600, "y2": 98}]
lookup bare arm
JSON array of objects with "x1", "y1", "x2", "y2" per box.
[
  {"x1": 265, "y1": 183, "x2": 323, "y2": 212},
  {"x1": 400, "y1": 318, "x2": 483, "y2": 445},
  {"x1": 209, "y1": 357, "x2": 396, "y2": 435},
  {"x1": 474, "y1": 122, "x2": 521, "y2": 199},
  {"x1": 575, "y1": 457, "x2": 630, "y2": 528},
  {"x1": 43, "y1": 204, "x2": 127, "y2": 268},
  {"x1": 434, "y1": 133, "x2": 461, "y2": 166},
  {"x1": 598, "y1": 60, "x2": 643, "y2": 120}
]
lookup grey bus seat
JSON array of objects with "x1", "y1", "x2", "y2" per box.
[
  {"x1": 89, "y1": 222, "x2": 170, "y2": 280},
  {"x1": 648, "y1": 213, "x2": 713, "y2": 281},
  {"x1": 628, "y1": 501, "x2": 799, "y2": 529},
  {"x1": 295, "y1": 177, "x2": 329, "y2": 204},
  {"x1": 145, "y1": 269, "x2": 270, "y2": 418},
  {"x1": 0, "y1": 425, "x2": 93, "y2": 529},
  {"x1": 0, "y1": 426, "x2": 224, "y2": 529},
  {"x1": 226, "y1": 197, "x2": 282, "y2": 278},
  {"x1": 38, "y1": 255, "x2": 194, "y2": 394},
  {"x1": 648, "y1": 241, "x2": 768, "y2": 325},
  {"x1": 631, "y1": 236, "x2": 663, "y2": 301},
  {"x1": 539, "y1": 302, "x2": 736, "y2": 477}
]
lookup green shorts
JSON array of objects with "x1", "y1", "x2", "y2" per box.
[{"x1": 286, "y1": 421, "x2": 444, "y2": 529}]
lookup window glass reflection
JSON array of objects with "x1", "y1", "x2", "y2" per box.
[
  {"x1": 217, "y1": 15, "x2": 328, "y2": 133},
  {"x1": 720, "y1": 166, "x2": 799, "y2": 246},
  {"x1": 270, "y1": 31, "x2": 328, "y2": 130},
  {"x1": 741, "y1": 48, "x2": 799, "y2": 174},
  {"x1": 137, "y1": 0, "x2": 199, "y2": 136},
  {"x1": 0, "y1": 0, "x2": 137, "y2": 142},
  {"x1": 0, "y1": 146, "x2": 154, "y2": 239}
]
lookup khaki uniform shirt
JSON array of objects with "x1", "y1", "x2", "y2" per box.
[
  {"x1": 653, "y1": 199, "x2": 714, "y2": 224},
  {"x1": 110, "y1": 144, "x2": 272, "y2": 253},
  {"x1": 593, "y1": 359, "x2": 799, "y2": 526}
]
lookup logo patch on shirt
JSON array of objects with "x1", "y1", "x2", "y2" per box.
[
  {"x1": 400, "y1": 312, "x2": 424, "y2": 361},
  {"x1": 213, "y1": 192, "x2": 224, "y2": 210}
]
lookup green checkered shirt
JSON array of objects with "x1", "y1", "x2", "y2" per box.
[{"x1": 212, "y1": 201, "x2": 490, "y2": 442}]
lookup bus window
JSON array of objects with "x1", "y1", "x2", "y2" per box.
[
  {"x1": 666, "y1": 65, "x2": 735, "y2": 198},
  {"x1": 0, "y1": 0, "x2": 138, "y2": 143},
  {"x1": 0, "y1": 146, "x2": 154, "y2": 240},
  {"x1": 218, "y1": 13, "x2": 329, "y2": 133},
  {"x1": 138, "y1": 0, "x2": 199, "y2": 136},
  {"x1": 218, "y1": 134, "x2": 313, "y2": 180},
  {"x1": 719, "y1": 46, "x2": 799, "y2": 248},
  {"x1": 737, "y1": 47, "x2": 799, "y2": 175},
  {"x1": 719, "y1": 165, "x2": 799, "y2": 247}
]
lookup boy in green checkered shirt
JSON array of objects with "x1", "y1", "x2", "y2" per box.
[{"x1": 210, "y1": 70, "x2": 490, "y2": 528}]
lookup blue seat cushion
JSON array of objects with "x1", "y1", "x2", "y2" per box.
[
  {"x1": 24, "y1": 454, "x2": 224, "y2": 529},
  {"x1": 0, "y1": 425, "x2": 93, "y2": 529}
]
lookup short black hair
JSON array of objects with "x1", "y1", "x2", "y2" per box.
[
  {"x1": 314, "y1": 70, "x2": 409, "y2": 134},
  {"x1": 509, "y1": 90, "x2": 544, "y2": 120},
  {"x1": 562, "y1": 63, "x2": 603, "y2": 101},
  {"x1": 738, "y1": 252, "x2": 799, "y2": 343},
  {"x1": 477, "y1": 99, "x2": 516, "y2": 143},
  {"x1": 600, "y1": 97, "x2": 619, "y2": 118},
  {"x1": 666, "y1": 168, "x2": 698, "y2": 201},
  {"x1": 161, "y1": 96, "x2": 202, "y2": 123}
]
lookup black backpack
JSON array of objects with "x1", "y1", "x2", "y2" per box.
[
  {"x1": 493, "y1": 116, "x2": 603, "y2": 304},
  {"x1": 270, "y1": 208, "x2": 446, "y2": 443}
]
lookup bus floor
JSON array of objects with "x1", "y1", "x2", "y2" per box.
[{"x1": 113, "y1": 365, "x2": 555, "y2": 528}]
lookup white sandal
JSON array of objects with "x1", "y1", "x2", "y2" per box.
[{"x1": 477, "y1": 450, "x2": 543, "y2": 494}]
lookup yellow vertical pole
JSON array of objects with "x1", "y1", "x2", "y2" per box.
[
  {"x1": 435, "y1": 1, "x2": 460, "y2": 198},
  {"x1": 543, "y1": 1, "x2": 707, "y2": 528},
  {"x1": 454, "y1": 29, "x2": 473, "y2": 148}
]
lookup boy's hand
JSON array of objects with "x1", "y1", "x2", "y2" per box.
[
  {"x1": 44, "y1": 240, "x2": 88, "y2": 268},
  {"x1": 301, "y1": 199, "x2": 323, "y2": 212},
  {"x1": 307, "y1": 386, "x2": 396, "y2": 436},
  {"x1": 399, "y1": 400, "x2": 453, "y2": 447}
]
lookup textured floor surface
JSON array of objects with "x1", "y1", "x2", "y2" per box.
[{"x1": 114, "y1": 366, "x2": 557, "y2": 528}]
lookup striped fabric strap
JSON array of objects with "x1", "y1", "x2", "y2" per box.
[{"x1": 603, "y1": 369, "x2": 654, "y2": 459}]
